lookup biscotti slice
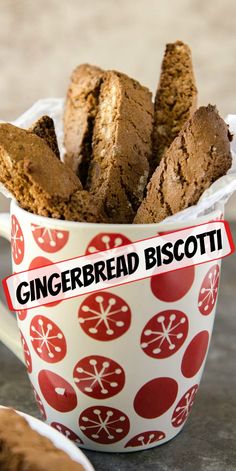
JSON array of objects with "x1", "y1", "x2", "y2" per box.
[
  {"x1": 0, "y1": 123, "x2": 82, "y2": 218},
  {"x1": 90, "y1": 165, "x2": 136, "y2": 224},
  {"x1": 64, "y1": 64, "x2": 104, "y2": 185},
  {"x1": 29, "y1": 115, "x2": 60, "y2": 159},
  {"x1": 0, "y1": 408, "x2": 85, "y2": 471},
  {"x1": 58, "y1": 190, "x2": 108, "y2": 223},
  {"x1": 134, "y1": 105, "x2": 232, "y2": 223},
  {"x1": 0, "y1": 123, "x2": 107, "y2": 222},
  {"x1": 87, "y1": 70, "x2": 153, "y2": 223},
  {"x1": 151, "y1": 40, "x2": 197, "y2": 173}
]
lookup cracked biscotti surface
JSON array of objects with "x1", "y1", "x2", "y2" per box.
[
  {"x1": 87, "y1": 70, "x2": 153, "y2": 223},
  {"x1": 0, "y1": 408, "x2": 85, "y2": 471},
  {"x1": 29, "y1": 115, "x2": 60, "y2": 159},
  {"x1": 0, "y1": 123, "x2": 81, "y2": 217},
  {"x1": 59, "y1": 190, "x2": 108, "y2": 222},
  {"x1": 134, "y1": 105, "x2": 232, "y2": 223},
  {"x1": 0, "y1": 123, "x2": 107, "y2": 222},
  {"x1": 151, "y1": 40, "x2": 197, "y2": 173},
  {"x1": 64, "y1": 64, "x2": 104, "y2": 185}
]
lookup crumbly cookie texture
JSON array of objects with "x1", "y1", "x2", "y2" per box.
[
  {"x1": 0, "y1": 408, "x2": 85, "y2": 471},
  {"x1": 0, "y1": 123, "x2": 81, "y2": 217},
  {"x1": 59, "y1": 190, "x2": 108, "y2": 223},
  {"x1": 64, "y1": 64, "x2": 104, "y2": 185},
  {"x1": 151, "y1": 40, "x2": 197, "y2": 173},
  {"x1": 87, "y1": 70, "x2": 153, "y2": 223},
  {"x1": 134, "y1": 105, "x2": 232, "y2": 224},
  {"x1": 29, "y1": 115, "x2": 60, "y2": 159},
  {"x1": 0, "y1": 123, "x2": 107, "y2": 222}
]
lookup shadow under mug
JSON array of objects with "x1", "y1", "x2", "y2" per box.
[{"x1": 0, "y1": 200, "x2": 223, "y2": 452}]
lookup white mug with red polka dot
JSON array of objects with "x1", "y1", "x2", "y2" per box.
[{"x1": 0, "y1": 200, "x2": 223, "y2": 452}]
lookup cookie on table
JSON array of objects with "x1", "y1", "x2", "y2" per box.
[
  {"x1": 151, "y1": 40, "x2": 197, "y2": 173},
  {"x1": 87, "y1": 70, "x2": 154, "y2": 223},
  {"x1": 64, "y1": 64, "x2": 104, "y2": 185},
  {"x1": 0, "y1": 123, "x2": 107, "y2": 222},
  {"x1": 29, "y1": 115, "x2": 60, "y2": 159},
  {"x1": 134, "y1": 105, "x2": 232, "y2": 224},
  {"x1": 0, "y1": 408, "x2": 85, "y2": 471}
]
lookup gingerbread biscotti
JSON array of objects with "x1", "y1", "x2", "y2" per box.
[
  {"x1": 134, "y1": 105, "x2": 232, "y2": 223},
  {"x1": 0, "y1": 123, "x2": 81, "y2": 217},
  {"x1": 151, "y1": 41, "x2": 197, "y2": 173},
  {"x1": 59, "y1": 189, "x2": 108, "y2": 222},
  {"x1": 0, "y1": 123, "x2": 107, "y2": 222},
  {"x1": 29, "y1": 115, "x2": 60, "y2": 159},
  {"x1": 0, "y1": 45, "x2": 231, "y2": 226},
  {"x1": 64, "y1": 64, "x2": 104, "y2": 185},
  {"x1": 87, "y1": 70, "x2": 154, "y2": 223},
  {"x1": 0, "y1": 408, "x2": 85, "y2": 471}
]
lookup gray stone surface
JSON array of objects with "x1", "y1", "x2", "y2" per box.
[{"x1": 0, "y1": 227, "x2": 235, "y2": 471}]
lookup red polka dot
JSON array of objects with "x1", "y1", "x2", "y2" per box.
[
  {"x1": 31, "y1": 225, "x2": 69, "y2": 253},
  {"x1": 85, "y1": 233, "x2": 131, "y2": 255},
  {"x1": 141, "y1": 310, "x2": 189, "y2": 359},
  {"x1": 20, "y1": 331, "x2": 32, "y2": 373},
  {"x1": 198, "y1": 265, "x2": 220, "y2": 315},
  {"x1": 78, "y1": 292, "x2": 131, "y2": 341},
  {"x1": 73, "y1": 355, "x2": 125, "y2": 399},
  {"x1": 38, "y1": 370, "x2": 77, "y2": 412},
  {"x1": 79, "y1": 406, "x2": 130, "y2": 444},
  {"x1": 181, "y1": 331, "x2": 209, "y2": 378},
  {"x1": 51, "y1": 423, "x2": 84, "y2": 445},
  {"x1": 11, "y1": 215, "x2": 25, "y2": 265},
  {"x1": 171, "y1": 384, "x2": 198, "y2": 427},
  {"x1": 125, "y1": 430, "x2": 165, "y2": 448},
  {"x1": 151, "y1": 266, "x2": 195, "y2": 302},
  {"x1": 32, "y1": 386, "x2": 47, "y2": 420},
  {"x1": 16, "y1": 309, "x2": 27, "y2": 321},
  {"x1": 134, "y1": 377, "x2": 178, "y2": 419},
  {"x1": 29, "y1": 257, "x2": 62, "y2": 307},
  {"x1": 30, "y1": 315, "x2": 66, "y2": 363}
]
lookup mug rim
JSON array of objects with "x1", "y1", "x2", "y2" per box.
[{"x1": 10, "y1": 200, "x2": 223, "y2": 231}]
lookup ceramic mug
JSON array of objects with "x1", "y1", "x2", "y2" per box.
[{"x1": 0, "y1": 200, "x2": 223, "y2": 452}]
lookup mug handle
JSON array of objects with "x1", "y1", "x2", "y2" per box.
[{"x1": 0, "y1": 213, "x2": 24, "y2": 362}]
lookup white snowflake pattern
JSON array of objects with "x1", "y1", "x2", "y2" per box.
[
  {"x1": 141, "y1": 313, "x2": 186, "y2": 355},
  {"x1": 172, "y1": 387, "x2": 198, "y2": 426},
  {"x1": 136, "y1": 433, "x2": 165, "y2": 446},
  {"x1": 198, "y1": 268, "x2": 219, "y2": 312},
  {"x1": 32, "y1": 226, "x2": 64, "y2": 247},
  {"x1": 79, "y1": 295, "x2": 128, "y2": 335},
  {"x1": 80, "y1": 409, "x2": 126, "y2": 440},
  {"x1": 74, "y1": 359, "x2": 122, "y2": 395},
  {"x1": 54, "y1": 425, "x2": 82, "y2": 445},
  {"x1": 11, "y1": 220, "x2": 23, "y2": 260},
  {"x1": 87, "y1": 235, "x2": 124, "y2": 253},
  {"x1": 30, "y1": 318, "x2": 63, "y2": 359}
]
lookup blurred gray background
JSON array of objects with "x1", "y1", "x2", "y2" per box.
[{"x1": 0, "y1": 0, "x2": 236, "y2": 217}]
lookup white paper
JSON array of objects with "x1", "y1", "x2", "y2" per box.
[{"x1": 1, "y1": 98, "x2": 236, "y2": 222}]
